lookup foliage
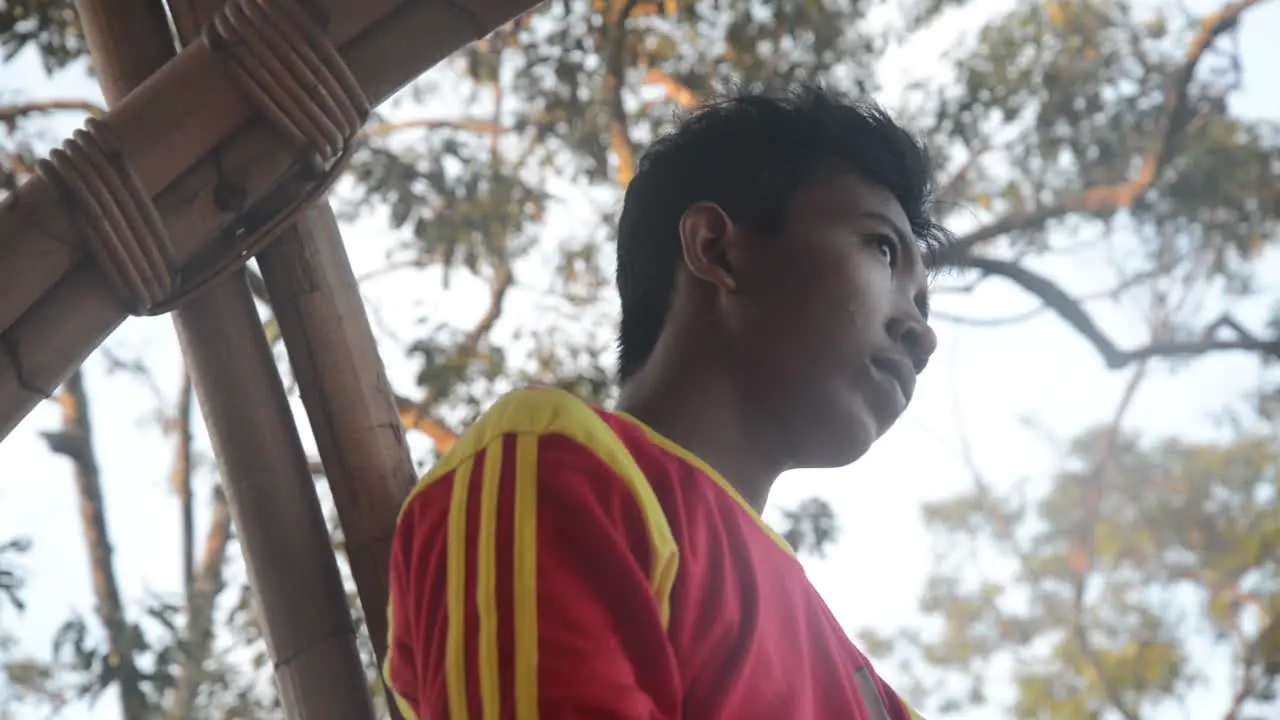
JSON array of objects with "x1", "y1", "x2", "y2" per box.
[
  {"x1": 345, "y1": 0, "x2": 1280, "y2": 550},
  {"x1": 0, "y1": 538, "x2": 27, "y2": 616},
  {"x1": 861, "y1": 414, "x2": 1280, "y2": 719},
  {"x1": 1, "y1": 538, "x2": 57, "y2": 715},
  {"x1": 779, "y1": 498, "x2": 840, "y2": 558},
  {"x1": 0, "y1": 0, "x2": 85, "y2": 74}
]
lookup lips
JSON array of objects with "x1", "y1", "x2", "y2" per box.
[{"x1": 869, "y1": 353, "x2": 916, "y2": 406}]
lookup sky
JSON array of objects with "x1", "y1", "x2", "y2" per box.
[{"x1": 1, "y1": 1, "x2": 1278, "y2": 718}]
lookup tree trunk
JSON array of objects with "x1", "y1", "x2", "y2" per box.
[{"x1": 43, "y1": 371, "x2": 148, "y2": 718}]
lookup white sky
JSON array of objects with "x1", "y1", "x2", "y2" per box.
[{"x1": 1, "y1": 1, "x2": 1278, "y2": 718}]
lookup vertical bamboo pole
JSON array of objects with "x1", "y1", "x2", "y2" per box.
[
  {"x1": 171, "y1": 274, "x2": 376, "y2": 718},
  {"x1": 74, "y1": 1, "x2": 376, "y2": 717}
]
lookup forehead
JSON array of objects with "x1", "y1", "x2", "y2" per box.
[{"x1": 793, "y1": 169, "x2": 911, "y2": 230}]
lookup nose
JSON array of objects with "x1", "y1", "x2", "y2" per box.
[{"x1": 886, "y1": 313, "x2": 937, "y2": 372}]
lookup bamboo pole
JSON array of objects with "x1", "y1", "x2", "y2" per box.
[
  {"x1": 257, "y1": 204, "x2": 418, "y2": 694},
  {"x1": 172, "y1": 271, "x2": 377, "y2": 717},
  {"x1": 0, "y1": 0, "x2": 523, "y2": 326},
  {"x1": 166, "y1": 0, "x2": 418, "y2": 706},
  {"x1": 0, "y1": 0, "x2": 542, "y2": 439},
  {"x1": 76, "y1": 0, "x2": 377, "y2": 716}
]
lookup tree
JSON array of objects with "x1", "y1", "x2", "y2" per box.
[
  {"x1": 2, "y1": 0, "x2": 1279, "y2": 717},
  {"x1": 1, "y1": 536, "x2": 48, "y2": 715},
  {"x1": 344, "y1": 0, "x2": 1280, "y2": 716},
  {"x1": 346, "y1": 0, "x2": 1278, "y2": 542},
  {"x1": 859, "y1": 377, "x2": 1280, "y2": 718},
  {"x1": 5, "y1": 363, "x2": 276, "y2": 717}
]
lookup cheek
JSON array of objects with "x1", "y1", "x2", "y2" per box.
[
  {"x1": 814, "y1": 254, "x2": 871, "y2": 331},
  {"x1": 775, "y1": 279, "x2": 859, "y2": 373},
  {"x1": 729, "y1": 244, "x2": 872, "y2": 367},
  {"x1": 816, "y1": 259, "x2": 894, "y2": 371},
  {"x1": 843, "y1": 260, "x2": 892, "y2": 325}
]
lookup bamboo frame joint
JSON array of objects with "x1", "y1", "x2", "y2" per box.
[
  {"x1": 35, "y1": 117, "x2": 178, "y2": 315},
  {"x1": 203, "y1": 0, "x2": 370, "y2": 162},
  {"x1": 128, "y1": 0, "x2": 375, "y2": 314}
]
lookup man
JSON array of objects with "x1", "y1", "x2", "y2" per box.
[{"x1": 384, "y1": 85, "x2": 948, "y2": 719}]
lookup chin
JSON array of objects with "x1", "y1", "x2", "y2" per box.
[{"x1": 792, "y1": 406, "x2": 878, "y2": 469}]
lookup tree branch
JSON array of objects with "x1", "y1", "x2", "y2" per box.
[
  {"x1": 0, "y1": 100, "x2": 105, "y2": 126},
  {"x1": 935, "y1": 141, "x2": 991, "y2": 208},
  {"x1": 644, "y1": 68, "x2": 702, "y2": 109},
  {"x1": 958, "y1": 255, "x2": 1280, "y2": 366},
  {"x1": 392, "y1": 394, "x2": 459, "y2": 454},
  {"x1": 169, "y1": 486, "x2": 233, "y2": 720},
  {"x1": 361, "y1": 117, "x2": 505, "y2": 138},
  {"x1": 390, "y1": 46, "x2": 522, "y2": 457},
  {"x1": 1222, "y1": 604, "x2": 1277, "y2": 720},
  {"x1": 401, "y1": 260, "x2": 515, "y2": 456},
  {"x1": 464, "y1": 265, "x2": 514, "y2": 361},
  {"x1": 171, "y1": 373, "x2": 194, "y2": 608},
  {"x1": 1068, "y1": 363, "x2": 1151, "y2": 720},
  {"x1": 938, "y1": 0, "x2": 1270, "y2": 263},
  {"x1": 1222, "y1": 619, "x2": 1269, "y2": 720},
  {"x1": 41, "y1": 371, "x2": 148, "y2": 719},
  {"x1": 603, "y1": 0, "x2": 643, "y2": 186}
]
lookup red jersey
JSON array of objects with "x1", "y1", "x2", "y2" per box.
[{"x1": 384, "y1": 387, "x2": 924, "y2": 719}]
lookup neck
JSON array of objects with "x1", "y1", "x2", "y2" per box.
[{"x1": 616, "y1": 340, "x2": 786, "y2": 513}]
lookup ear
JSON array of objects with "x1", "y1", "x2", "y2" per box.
[{"x1": 678, "y1": 202, "x2": 739, "y2": 293}]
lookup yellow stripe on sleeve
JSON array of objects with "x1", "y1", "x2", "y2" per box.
[
  {"x1": 389, "y1": 387, "x2": 681, "y2": 720},
  {"x1": 399, "y1": 388, "x2": 680, "y2": 629},
  {"x1": 477, "y1": 441, "x2": 504, "y2": 720},
  {"x1": 513, "y1": 433, "x2": 540, "y2": 720},
  {"x1": 446, "y1": 455, "x2": 477, "y2": 720}
]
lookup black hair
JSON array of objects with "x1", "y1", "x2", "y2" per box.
[{"x1": 615, "y1": 84, "x2": 951, "y2": 382}]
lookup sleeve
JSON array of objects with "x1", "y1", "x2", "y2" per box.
[{"x1": 385, "y1": 422, "x2": 682, "y2": 720}]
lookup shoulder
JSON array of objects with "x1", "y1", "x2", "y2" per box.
[
  {"x1": 420, "y1": 386, "x2": 650, "y2": 492},
  {"x1": 392, "y1": 386, "x2": 682, "y2": 620},
  {"x1": 396, "y1": 387, "x2": 675, "y2": 543}
]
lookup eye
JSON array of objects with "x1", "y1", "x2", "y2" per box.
[{"x1": 869, "y1": 233, "x2": 898, "y2": 267}]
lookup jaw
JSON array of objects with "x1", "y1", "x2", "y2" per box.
[{"x1": 786, "y1": 392, "x2": 879, "y2": 470}]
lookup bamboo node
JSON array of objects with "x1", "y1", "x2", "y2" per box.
[
  {"x1": 35, "y1": 117, "x2": 178, "y2": 315},
  {"x1": 204, "y1": 0, "x2": 370, "y2": 163}
]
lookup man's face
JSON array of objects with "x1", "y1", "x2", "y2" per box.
[{"x1": 724, "y1": 170, "x2": 937, "y2": 468}]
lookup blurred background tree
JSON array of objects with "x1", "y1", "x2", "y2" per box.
[
  {"x1": 860, "y1": 374, "x2": 1280, "y2": 718},
  {"x1": 1, "y1": 0, "x2": 1277, "y2": 717}
]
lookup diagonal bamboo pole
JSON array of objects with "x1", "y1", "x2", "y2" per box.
[
  {"x1": 256, "y1": 205, "x2": 418, "y2": 697},
  {"x1": 75, "y1": 0, "x2": 376, "y2": 716},
  {"x1": 0, "y1": 0, "x2": 543, "y2": 439}
]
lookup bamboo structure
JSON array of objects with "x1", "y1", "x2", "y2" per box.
[
  {"x1": 0, "y1": 0, "x2": 539, "y2": 436},
  {"x1": 257, "y1": 203, "x2": 421, "y2": 677},
  {"x1": 1, "y1": 0, "x2": 542, "y2": 715},
  {"x1": 75, "y1": 3, "x2": 370, "y2": 716},
  {"x1": 173, "y1": 273, "x2": 377, "y2": 717}
]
